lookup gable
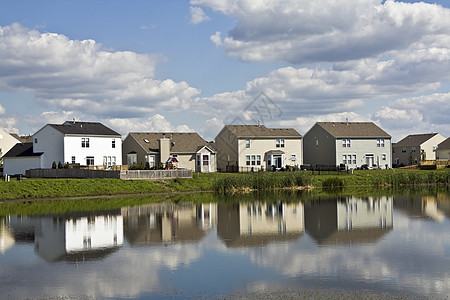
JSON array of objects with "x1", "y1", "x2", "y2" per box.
[{"x1": 395, "y1": 133, "x2": 440, "y2": 147}]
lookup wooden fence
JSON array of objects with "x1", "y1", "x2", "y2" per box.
[
  {"x1": 28, "y1": 168, "x2": 192, "y2": 180},
  {"x1": 119, "y1": 169, "x2": 192, "y2": 180},
  {"x1": 28, "y1": 168, "x2": 120, "y2": 179}
]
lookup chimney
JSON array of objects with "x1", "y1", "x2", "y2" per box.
[{"x1": 159, "y1": 134, "x2": 171, "y2": 165}]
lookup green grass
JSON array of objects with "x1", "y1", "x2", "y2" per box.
[{"x1": 0, "y1": 168, "x2": 449, "y2": 201}]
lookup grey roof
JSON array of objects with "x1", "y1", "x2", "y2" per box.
[
  {"x1": 48, "y1": 121, "x2": 120, "y2": 136},
  {"x1": 3, "y1": 143, "x2": 43, "y2": 158},
  {"x1": 316, "y1": 122, "x2": 391, "y2": 138},
  {"x1": 128, "y1": 132, "x2": 215, "y2": 153},
  {"x1": 224, "y1": 125, "x2": 302, "y2": 138},
  {"x1": 394, "y1": 133, "x2": 440, "y2": 147},
  {"x1": 437, "y1": 137, "x2": 450, "y2": 150}
]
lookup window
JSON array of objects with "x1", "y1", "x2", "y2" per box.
[
  {"x1": 342, "y1": 139, "x2": 351, "y2": 147},
  {"x1": 316, "y1": 140, "x2": 319, "y2": 148},
  {"x1": 86, "y1": 156, "x2": 94, "y2": 165},
  {"x1": 82, "y1": 138, "x2": 90, "y2": 148},
  {"x1": 433, "y1": 146, "x2": 437, "y2": 152},
  {"x1": 112, "y1": 139, "x2": 116, "y2": 148},
  {"x1": 246, "y1": 154, "x2": 261, "y2": 166},
  {"x1": 34, "y1": 138, "x2": 38, "y2": 144},
  {"x1": 402, "y1": 147, "x2": 406, "y2": 153},
  {"x1": 411, "y1": 147, "x2": 416, "y2": 153},
  {"x1": 377, "y1": 139, "x2": 385, "y2": 147},
  {"x1": 276, "y1": 139, "x2": 285, "y2": 148},
  {"x1": 245, "y1": 139, "x2": 250, "y2": 148},
  {"x1": 103, "y1": 156, "x2": 107, "y2": 166},
  {"x1": 147, "y1": 155, "x2": 155, "y2": 168},
  {"x1": 72, "y1": 156, "x2": 76, "y2": 164},
  {"x1": 382, "y1": 154, "x2": 386, "y2": 161},
  {"x1": 352, "y1": 155, "x2": 357, "y2": 164},
  {"x1": 196, "y1": 154, "x2": 201, "y2": 166},
  {"x1": 343, "y1": 155, "x2": 347, "y2": 164},
  {"x1": 202, "y1": 154, "x2": 209, "y2": 166}
]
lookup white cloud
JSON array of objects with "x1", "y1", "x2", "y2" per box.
[
  {"x1": 0, "y1": 104, "x2": 5, "y2": 115},
  {"x1": 200, "y1": 117, "x2": 224, "y2": 141},
  {"x1": 0, "y1": 23, "x2": 201, "y2": 133},
  {"x1": 210, "y1": 31, "x2": 222, "y2": 46},
  {"x1": 193, "y1": 0, "x2": 450, "y2": 64},
  {"x1": 108, "y1": 114, "x2": 194, "y2": 136},
  {"x1": 190, "y1": 6, "x2": 211, "y2": 24}
]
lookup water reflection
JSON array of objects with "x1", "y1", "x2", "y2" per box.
[
  {"x1": 1, "y1": 192, "x2": 449, "y2": 299},
  {"x1": 217, "y1": 202, "x2": 304, "y2": 247},
  {"x1": 122, "y1": 203, "x2": 216, "y2": 246},
  {"x1": 4, "y1": 212, "x2": 123, "y2": 262},
  {"x1": 394, "y1": 193, "x2": 450, "y2": 222},
  {"x1": 305, "y1": 196, "x2": 393, "y2": 245}
]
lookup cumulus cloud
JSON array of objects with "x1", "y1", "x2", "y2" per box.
[
  {"x1": 0, "y1": 23, "x2": 201, "y2": 133},
  {"x1": 108, "y1": 114, "x2": 194, "y2": 136},
  {"x1": 195, "y1": 0, "x2": 450, "y2": 64},
  {"x1": 190, "y1": 6, "x2": 211, "y2": 24}
]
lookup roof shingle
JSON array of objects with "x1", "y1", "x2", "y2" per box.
[
  {"x1": 316, "y1": 122, "x2": 390, "y2": 138},
  {"x1": 129, "y1": 132, "x2": 214, "y2": 153},
  {"x1": 394, "y1": 133, "x2": 440, "y2": 147},
  {"x1": 48, "y1": 121, "x2": 120, "y2": 136},
  {"x1": 3, "y1": 143, "x2": 43, "y2": 158},
  {"x1": 224, "y1": 125, "x2": 301, "y2": 138}
]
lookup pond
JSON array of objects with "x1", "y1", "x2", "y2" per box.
[{"x1": 1, "y1": 189, "x2": 449, "y2": 299}]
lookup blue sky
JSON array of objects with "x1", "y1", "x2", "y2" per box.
[{"x1": 1, "y1": 0, "x2": 450, "y2": 141}]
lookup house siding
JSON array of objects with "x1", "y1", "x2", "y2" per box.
[
  {"x1": 215, "y1": 127, "x2": 239, "y2": 171},
  {"x1": 4, "y1": 156, "x2": 41, "y2": 176},
  {"x1": 303, "y1": 124, "x2": 336, "y2": 166},
  {"x1": 335, "y1": 138, "x2": 391, "y2": 169},
  {"x1": 64, "y1": 135, "x2": 122, "y2": 167},
  {"x1": 33, "y1": 125, "x2": 65, "y2": 169}
]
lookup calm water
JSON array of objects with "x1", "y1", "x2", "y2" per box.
[{"x1": 1, "y1": 191, "x2": 450, "y2": 299}]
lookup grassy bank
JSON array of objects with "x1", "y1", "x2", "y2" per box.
[{"x1": 0, "y1": 169, "x2": 449, "y2": 201}]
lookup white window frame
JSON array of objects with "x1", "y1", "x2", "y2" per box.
[
  {"x1": 245, "y1": 139, "x2": 250, "y2": 148},
  {"x1": 377, "y1": 139, "x2": 385, "y2": 147},
  {"x1": 342, "y1": 139, "x2": 351, "y2": 147},
  {"x1": 276, "y1": 139, "x2": 285, "y2": 148}
]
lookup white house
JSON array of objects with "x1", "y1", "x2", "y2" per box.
[
  {"x1": 303, "y1": 122, "x2": 392, "y2": 169},
  {"x1": 3, "y1": 121, "x2": 122, "y2": 175},
  {"x1": 33, "y1": 121, "x2": 122, "y2": 168}
]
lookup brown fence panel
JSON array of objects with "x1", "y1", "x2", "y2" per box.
[
  {"x1": 119, "y1": 169, "x2": 192, "y2": 180},
  {"x1": 28, "y1": 169, "x2": 121, "y2": 179}
]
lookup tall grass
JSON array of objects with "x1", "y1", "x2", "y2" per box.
[{"x1": 212, "y1": 172, "x2": 313, "y2": 193}]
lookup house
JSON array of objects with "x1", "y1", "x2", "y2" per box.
[
  {"x1": 2, "y1": 143, "x2": 43, "y2": 176},
  {"x1": 436, "y1": 138, "x2": 450, "y2": 161},
  {"x1": 0, "y1": 129, "x2": 21, "y2": 166},
  {"x1": 392, "y1": 133, "x2": 446, "y2": 166},
  {"x1": 303, "y1": 122, "x2": 391, "y2": 169},
  {"x1": 215, "y1": 125, "x2": 302, "y2": 172},
  {"x1": 4, "y1": 121, "x2": 122, "y2": 175},
  {"x1": 122, "y1": 132, "x2": 216, "y2": 172}
]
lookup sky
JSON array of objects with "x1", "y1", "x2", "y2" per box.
[{"x1": 0, "y1": 0, "x2": 450, "y2": 142}]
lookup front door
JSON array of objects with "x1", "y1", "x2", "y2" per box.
[
  {"x1": 273, "y1": 154, "x2": 282, "y2": 168},
  {"x1": 366, "y1": 154, "x2": 374, "y2": 167}
]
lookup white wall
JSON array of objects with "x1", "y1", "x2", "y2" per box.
[
  {"x1": 64, "y1": 135, "x2": 122, "y2": 166},
  {"x1": 3, "y1": 157, "x2": 41, "y2": 176},
  {"x1": 0, "y1": 129, "x2": 20, "y2": 161},
  {"x1": 33, "y1": 125, "x2": 64, "y2": 168}
]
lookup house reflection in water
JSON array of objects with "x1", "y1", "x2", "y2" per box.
[
  {"x1": 305, "y1": 196, "x2": 393, "y2": 245},
  {"x1": 0, "y1": 217, "x2": 15, "y2": 254},
  {"x1": 4, "y1": 212, "x2": 124, "y2": 262},
  {"x1": 217, "y1": 202, "x2": 304, "y2": 247},
  {"x1": 394, "y1": 194, "x2": 450, "y2": 222},
  {"x1": 121, "y1": 203, "x2": 216, "y2": 246}
]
